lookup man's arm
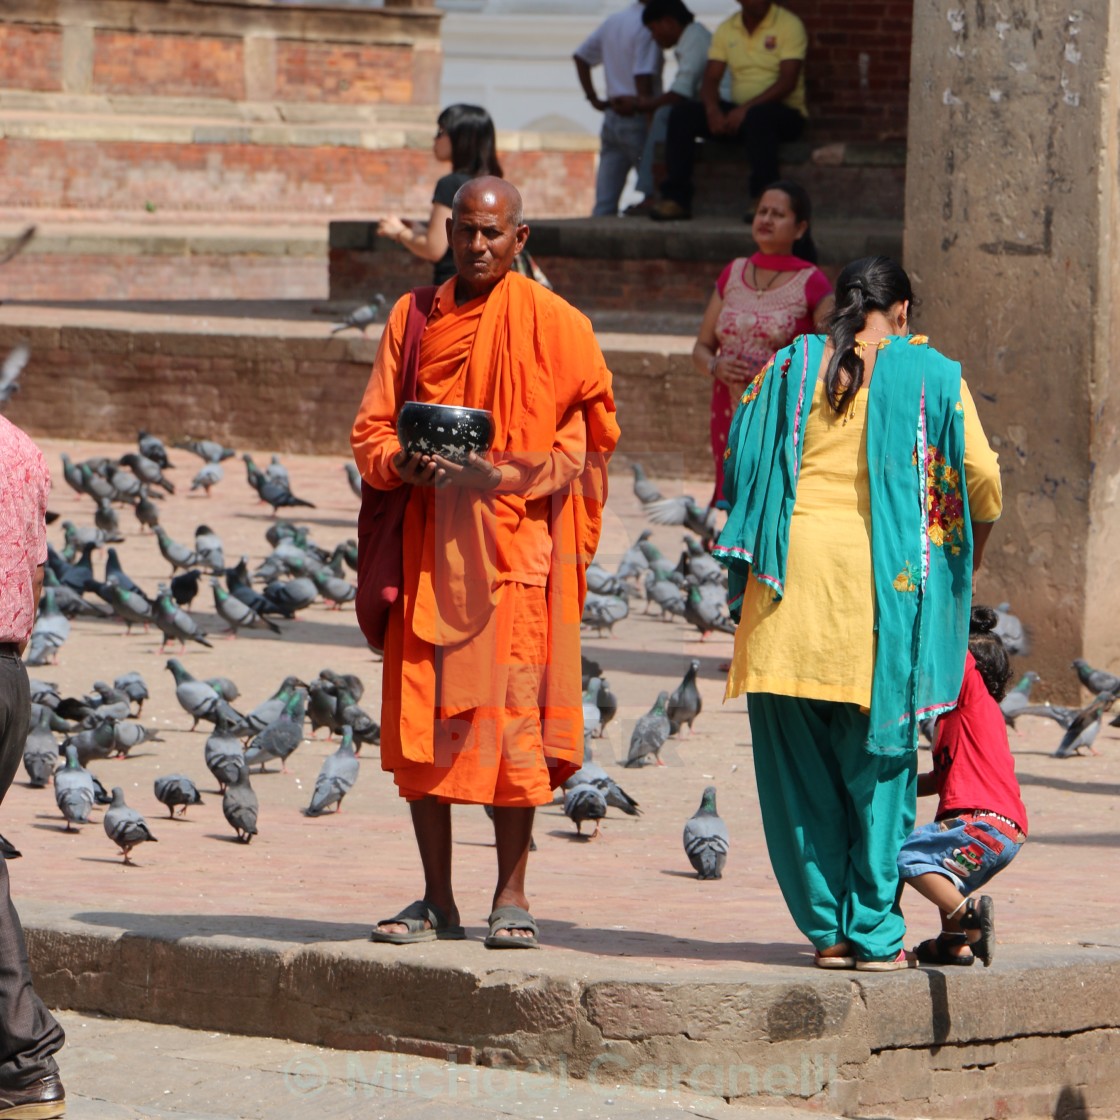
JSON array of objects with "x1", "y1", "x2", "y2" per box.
[
  {"x1": 725, "y1": 59, "x2": 801, "y2": 128},
  {"x1": 574, "y1": 55, "x2": 607, "y2": 112},
  {"x1": 19, "y1": 564, "x2": 44, "y2": 657},
  {"x1": 700, "y1": 60, "x2": 730, "y2": 132}
]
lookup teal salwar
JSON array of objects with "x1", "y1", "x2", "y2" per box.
[{"x1": 748, "y1": 693, "x2": 917, "y2": 960}]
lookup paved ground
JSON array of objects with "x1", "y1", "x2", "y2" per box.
[{"x1": 59, "y1": 1010, "x2": 843, "y2": 1120}]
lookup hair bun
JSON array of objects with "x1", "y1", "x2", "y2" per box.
[{"x1": 970, "y1": 605, "x2": 998, "y2": 634}]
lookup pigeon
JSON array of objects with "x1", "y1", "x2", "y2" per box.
[
  {"x1": 155, "y1": 527, "x2": 198, "y2": 573},
  {"x1": 206, "y1": 676, "x2": 241, "y2": 702},
  {"x1": 106, "y1": 463, "x2": 144, "y2": 502},
  {"x1": 153, "y1": 588, "x2": 213, "y2": 650},
  {"x1": 581, "y1": 591, "x2": 629, "y2": 636},
  {"x1": 265, "y1": 455, "x2": 290, "y2": 488},
  {"x1": 630, "y1": 462, "x2": 663, "y2": 504},
  {"x1": 1071, "y1": 659, "x2": 1120, "y2": 698},
  {"x1": 683, "y1": 786, "x2": 729, "y2": 880},
  {"x1": 26, "y1": 589, "x2": 70, "y2": 666},
  {"x1": 1053, "y1": 693, "x2": 1115, "y2": 758},
  {"x1": 304, "y1": 727, "x2": 360, "y2": 815},
  {"x1": 41, "y1": 569, "x2": 112, "y2": 620},
  {"x1": 190, "y1": 462, "x2": 223, "y2": 496},
  {"x1": 263, "y1": 577, "x2": 317, "y2": 614},
  {"x1": 137, "y1": 431, "x2": 173, "y2": 469},
  {"x1": 193, "y1": 525, "x2": 225, "y2": 572},
  {"x1": 667, "y1": 659, "x2": 702, "y2": 736},
  {"x1": 50, "y1": 541, "x2": 98, "y2": 593},
  {"x1": 63, "y1": 719, "x2": 118, "y2": 766},
  {"x1": 645, "y1": 496, "x2": 719, "y2": 543},
  {"x1": 331, "y1": 294, "x2": 387, "y2": 333},
  {"x1": 109, "y1": 720, "x2": 163, "y2": 758},
  {"x1": 582, "y1": 680, "x2": 603, "y2": 739},
  {"x1": 999, "y1": 671, "x2": 1042, "y2": 729},
  {"x1": 244, "y1": 692, "x2": 306, "y2": 773},
  {"x1": 170, "y1": 569, "x2": 204, "y2": 608},
  {"x1": 327, "y1": 684, "x2": 379, "y2": 750},
  {"x1": 625, "y1": 691, "x2": 672, "y2": 767},
  {"x1": 223, "y1": 770, "x2": 259, "y2": 843},
  {"x1": 586, "y1": 562, "x2": 629, "y2": 598},
  {"x1": 683, "y1": 580, "x2": 736, "y2": 639},
  {"x1": 210, "y1": 579, "x2": 282, "y2": 636},
  {"x1": 103, "y1": 787, "x2": 158, "y2": 863},
  {"x1": 616, "y1": 531, "x2": 652, "y2": 582},
  {"x1": 258, "y1": 477, "x2": 316, "y2": 514},
  {"x1": 344, "y1": 462, "x2": 363, "y2": 498},
  {"x1": 114, "y1": 672, "x2": 150, "y2": 714},
  {"x1": 580, "y1": 655, "x2": 602, "y2": 691},
  {"x1": 0, "y1": 341, "x2": 29, "y2": 406},
  {"x1": 175, "y1": 438, "x2": 235, "y2": 464},
  {"x1": 241, "y1": 675, "x2": 307, "y2": 733},
  {"x1": 59, "y1": 453, "x2": 87, "y2": 497},
  {"x1": 205, "y1": 720, "x2": 250, "y2": 792},
  {"x1": 166, "y1": 659, "x2": 244, "y2": 732},
  {"x1": 54, "y1": 745, "x2": 96, "y2": 830},
  {"x1": 596, "y1": 677, "x2": 619, "y2": 736},
  {"x1": 644, "y1": 569, "x2": 686, "y2": 619},
  {"x1": 563, "y1": 761, "x2": 640, "y2": 816},
  {"x1": 118, "y1": 452, "x2": 174, "y2": 495},
  {"x1": 992, "y1": 603, "x2": 1029, "y2": 656},
  {"x1": 563, "y1": 782, "x2": 608, "y2": 839},
  {"x1": 135, "y1": 492, "x2": 160, "y2": 531},
  {"x1": 153, "y1": 774, "x2": 203, "y2": 818},
  {"x1": 22, "y1": 707, "x2": 60, "y2": 787},
  {"x1": 103, "y1": 581, "x2": 155, "y2": 634},
  {"x1": 92, "y1": 499, "x2": 125, "y2": 542},
  {"x1": 0, "y1": 835, "x2": 21, "y2": 860},
  {"x1": 681, "y1": 536, "x2": 725, "y2": 584},
  {"x1": 310, "y1": 567, "x2": 356, "y2": 609}
]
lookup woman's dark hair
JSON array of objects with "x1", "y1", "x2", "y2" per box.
[
  {"x1": 968, "y1": 606, "x2": 1012, "y2": 702},
  {"x1": 823, "y1": 255, "x2": 914, "y2": 414},
  {"x1": 438, "y1": 104, "x2": 504, "y2": 178},
  {"x1": 760, "y1": 179, "x2": 817, "y2": 264},
  {"x1": 643, "y1": 0, "x2": 695, "y2": 26}
]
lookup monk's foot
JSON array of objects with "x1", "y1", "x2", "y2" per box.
[
  {"x1": 375, "y1": 897, "x2": 459, "y2": 937},
  {"x1": 489, "y1": 892, "x2": 535, "y2": 941}
]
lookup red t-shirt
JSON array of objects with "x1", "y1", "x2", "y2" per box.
[{"x1": 933, "y1": 652, "x2": 1029, "y2": 834}]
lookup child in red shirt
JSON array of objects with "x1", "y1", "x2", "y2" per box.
[{"x1": 898, "y1": 607, "x2": 1028, "y2": 967}]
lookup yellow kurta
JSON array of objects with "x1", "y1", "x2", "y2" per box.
[{"x1": 726, "y1": 377, "x2": 1002, "y2": 706}]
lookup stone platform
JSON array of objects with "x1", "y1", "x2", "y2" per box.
[{"x1": 4, "y1": 433, "x2": 1118, "y2": 1119}]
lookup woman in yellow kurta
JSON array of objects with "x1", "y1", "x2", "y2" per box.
[{"x1": 713, "y1": 256, "x2": 1001, "y2": 970}]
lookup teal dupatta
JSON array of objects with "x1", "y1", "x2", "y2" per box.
[{"x1": 712, "y1": 333, "x2": 973, "y2": 756}]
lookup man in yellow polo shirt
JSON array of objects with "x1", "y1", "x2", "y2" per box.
[{"x1": 651, "y1": 0, "x2": 808, "y2": 221}]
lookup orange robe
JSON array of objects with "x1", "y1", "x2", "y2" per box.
[{"x1": 351, "y1": 272, "x2": 619, "y2": 806}]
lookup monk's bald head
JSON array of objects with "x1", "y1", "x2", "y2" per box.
[{"x1": 452, "y1": 177, "x2": 524, "y2": 227}]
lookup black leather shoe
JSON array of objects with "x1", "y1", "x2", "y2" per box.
[{"x1": 0, "y1": 1073, "x2": 65, "y2": 1118}]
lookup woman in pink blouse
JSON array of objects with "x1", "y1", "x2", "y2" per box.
[{"x1": 692, "y1": 181, "x2": 834, "y2": 507}]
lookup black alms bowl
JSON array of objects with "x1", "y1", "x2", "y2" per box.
[{"x1": 397, "y1": 401, "x2": 495, "y2": 465}]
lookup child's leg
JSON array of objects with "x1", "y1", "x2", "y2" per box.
[{"x1": 904, "y1": 872, "x2": 975, "y2": 959}]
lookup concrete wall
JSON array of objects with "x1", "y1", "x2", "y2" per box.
[{"x1": 903, "y1": 0, "x2": 1118, "y2": 695}]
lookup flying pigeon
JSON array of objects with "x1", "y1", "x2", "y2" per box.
[
  {"x1": 683, "y1": 786, "x2": 729, "y2": 880},
  {"x1": 103, "y1": 787, "x2": 158, "y2": 863}
]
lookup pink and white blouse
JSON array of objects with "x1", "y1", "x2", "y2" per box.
[{"x1": 0, "y1": 416, "x2": 50, "y2": 644}]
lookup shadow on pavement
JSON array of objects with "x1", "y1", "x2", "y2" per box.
[{"x1": 74, "y1": 910, "x2": 371, "y2": 943}]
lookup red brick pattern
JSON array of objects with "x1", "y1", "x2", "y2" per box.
[
  {"x1": 0, "y1": 25, "x2": 62, "y2": 91},
  {"x1": 93, "y1": 30, "x2": 245, "y2": 100},
  {"x1": 275, "y1": 40, "x2": 414, "y2": 104},
  {"x1": 791, "y1": 0, "x2": 914, "y2": 141},
  {"x1": 0, "y1": 139, "x2": 594, "y2": 218}
]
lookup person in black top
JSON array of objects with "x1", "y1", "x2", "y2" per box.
[{"x1": 378, "y1": 104, "x2": 505, "y2": 285}]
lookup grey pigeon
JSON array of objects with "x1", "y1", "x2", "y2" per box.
[
  {"x1": 304, "y1": 727, "x2": 360, "y2": 815},
  {"x1": 683, "y1": 786, "x2": 729, "y2": 879},
  {"x1": 154, "y1": 588, "x2": 212, "y2": 650},
  {"x1": 1054, "y1": 693, "x2": 1115, "y2": 758},
  {"x1": 581, "y1": 591, "x2": 629, "y2": 636},
  {"x1": 586, "y1": 562, "x2": 628, "y2": 597},
  {"x1": 616, "y1": 530, "x2": 652, "y2": 581},
  {"x1": 327, "y1": 685, "x2": 379, "y2": 750},
  {"x1": 258, "y1": 477, "x2": 316, "y2": 514},
  {"x1": 135, "y1": 492, "x2": 160, "y2": 531},
  {"x1": 103, "y1": 786, "x2": 158, "y2": 863},
  {"x1": 114, "y1": 671, "x2": 150, "y2": 714},
  {"x1": 153, "y1": 774, "x2": 203, "y2": 818},
  {"x1": 667, "y1": 659, "x2": 702, "y2": 736},
  {"x1": 310, "y1": 567, "x2": 356, "y2": 609},
  {"x1": 683, "y1": 580, "x2": 736, "y2": 639},
  {"x1": 625, "y1": 691, "x2": 671, "y2": 767},
  {"x1": 22, "y1": 707, "x2": 59, "y2": 787},
  {"x1": 992, "y1": 603, "x2": 1029, "y2": 656},
  {"x1": 999, "y1": 671, "x2": 1041, "y2": 729},
  {"x1": 0, "y1": 341, "x2": 29, "y2": 405},
  {"x1": 331, "y1": 294, "x2": 387, "y2": 334},
  {"x1": 223, "y1": 770, "x2": 259, "y2": 843},
  {"x1": 53, "y1": 745, "x2": 96, "y2": 830},
  {"x1": 210, "y1": 579, "x2": 282, "y2": 636},
  {"x1": 630, "y1": 462, "x2": 663, "y2": 504},
  {"x1": 242, "y1": 675, "x2": 306, "y2": 733},
  {"x1": 644, "y1": 569, "x2": 686, "y2": 619},
  {"x1": 344, "y1": 462, "x2": 363, "y2": 498},
  {"x1": 166, "y1": 659, "x2": 244, "y2": 732},
  {"x1": 63, "y1": 719, "x2": 117, "y2": 766},
  {"x1": 118, "y1": 452, "x2": 174, "y2": 495},
  {"x1": 41, "y1": 570, "x2": 112, "y2": 620},
  {"x1": 155, "y1": 527, "x2": 198, "y2": 573},
  {"x1": 263, "y1": 577, "x2": 317, "y2": 614},
  {"x1": 106, "y1": 463, "x2": 143, "y2": 502},
  {"x1": 26, "y1": 589, "x2": 70, "y2": 666},
  {"x1": 93, "y1": 499, "x2": 125, "y2": 542},
  {"x1": 596, "y1": 677, "x2": 618, "y2": 736},
  {"x1": 190, "y1": 462, "x2": 223, "y2": 496},
  {"x1": 111, "y1": 720, "x2": 164, "y2": 758},
  {"x1": 563, "y1": 761, "x2": 640, "y2": 817},
  {"x1": 205, "y1": 721, "x2": 249, "y2": 792},
  {"x1": 1071, "y1": 659, "x2": 1120, "y2": 697},
  {"x1": 645, "y1": 495, "x2": 719, "y2": 543},
  {"x1": 682, "y1": 536, "x2": 725, "y2": 584},
  {"x1": 60, "y1": 453, "x2": 86, "y2": 497},
  {"x1": 193, "y1": 525, "x2": 225, "y2": 571},
  {"x1": 175, "y1": 438, "x2": 235, "y2": 464},
  {"x1": 244, "y1": 692, "x2": 306, "y2": 773},
  {"x1": 636, "y1": 535, "x2": 675, "y2": 578},
  {"x1": 582, "y1": 679, "x2": 603, "y2": 739},
  {"x1": 563, "y1": 782, "x2": 608, "y2": 838},
  {"x1": 103, "y1": 581, "x2": 154, "y2": 634},
  {"x1": 138, "y1": 431, "x2": 173, "y2": 469},
  {"x1": 265, "y1": 455, "x2": 290, "y2": 487}
]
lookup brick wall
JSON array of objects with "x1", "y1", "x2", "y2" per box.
[
  {"x1": 93, "y1": 31, "x2": 245, "y2": 100},
  {"x1": 791, "y1": 0, "x2": 913, "y2": 141},
  {"x1": 275, "y1": 41, "x2": 416, "y2": 105},
  {"x1": 0, "y1": 25, "x2": 61, "y2": 91}
]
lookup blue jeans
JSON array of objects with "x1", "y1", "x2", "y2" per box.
[
  {"x1": 635, "y1": 104, "x2": 670, "y2": 198},
  {"x1": 898, "y1": 815, "x2": 1024, "y2": 895},
  {"x1": 593, "y1": 109, "x2": 649, "y2": 216}
]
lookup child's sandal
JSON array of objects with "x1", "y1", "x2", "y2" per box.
[
  {"x1": 913, "y1": 933, "x2": 974, "y2": 966},
  {"x1": 957, "y1": 895, "x2": 995, "y2": 967}
]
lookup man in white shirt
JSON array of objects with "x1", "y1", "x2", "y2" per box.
[
  {"x1": 574, "y1": 2, "x2": 663, "y2": 217},
  {"x1": 616, "y1": 0, "x2": 712, "y2": 215}
]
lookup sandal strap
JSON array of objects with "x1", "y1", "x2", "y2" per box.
[
  {"x1": 488, "y1": 905, "x2": 538, "y2": 936},
  {"x1": 377, "y1": 899, "x2": 446, "y2": 934}
]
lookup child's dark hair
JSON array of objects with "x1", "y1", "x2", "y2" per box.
[
  {"x1": 969, "y1": 606, "x2": 1012, "y2": 701},
  {"x1": 761, "y1": 178, "x2": 818, "y2": 264}
]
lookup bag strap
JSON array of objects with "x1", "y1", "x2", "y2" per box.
[{"x1": 399, "y1": 285, "x2": 438, "y2": 403}]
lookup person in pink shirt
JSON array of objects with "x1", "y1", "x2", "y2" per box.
[
  {"x1": 898, "y1": 606, "x2": 1028, "y2": 967},
  {"x1": 0, "y1": 415, "x2": 66, "y2": 1118}
]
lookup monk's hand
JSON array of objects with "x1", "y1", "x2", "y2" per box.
[
  {"x1": 428, "y1": 451, "x2": 502, "y2": 491},
  {"x1": 392, "y1": 449, "x2": 442, "y2": 487}
]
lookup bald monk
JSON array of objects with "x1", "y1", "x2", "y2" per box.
[{"x1": 351, "y1": 178, "x2": 619, "y2": 948}]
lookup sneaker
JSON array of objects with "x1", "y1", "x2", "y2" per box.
[
  {"x1": 649, "y1": 199, "x2": 691, "y2": 222},
  {"x1": 0, "y1": 1073, "x2": 65, "y2": 1119},
  {"x1": 855, "y1": 949, "x2": 917, "y2": 972}
]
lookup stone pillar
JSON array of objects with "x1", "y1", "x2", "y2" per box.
[{"x1": 904, "y1": 0, "x2": 1118, "y2": 696}]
